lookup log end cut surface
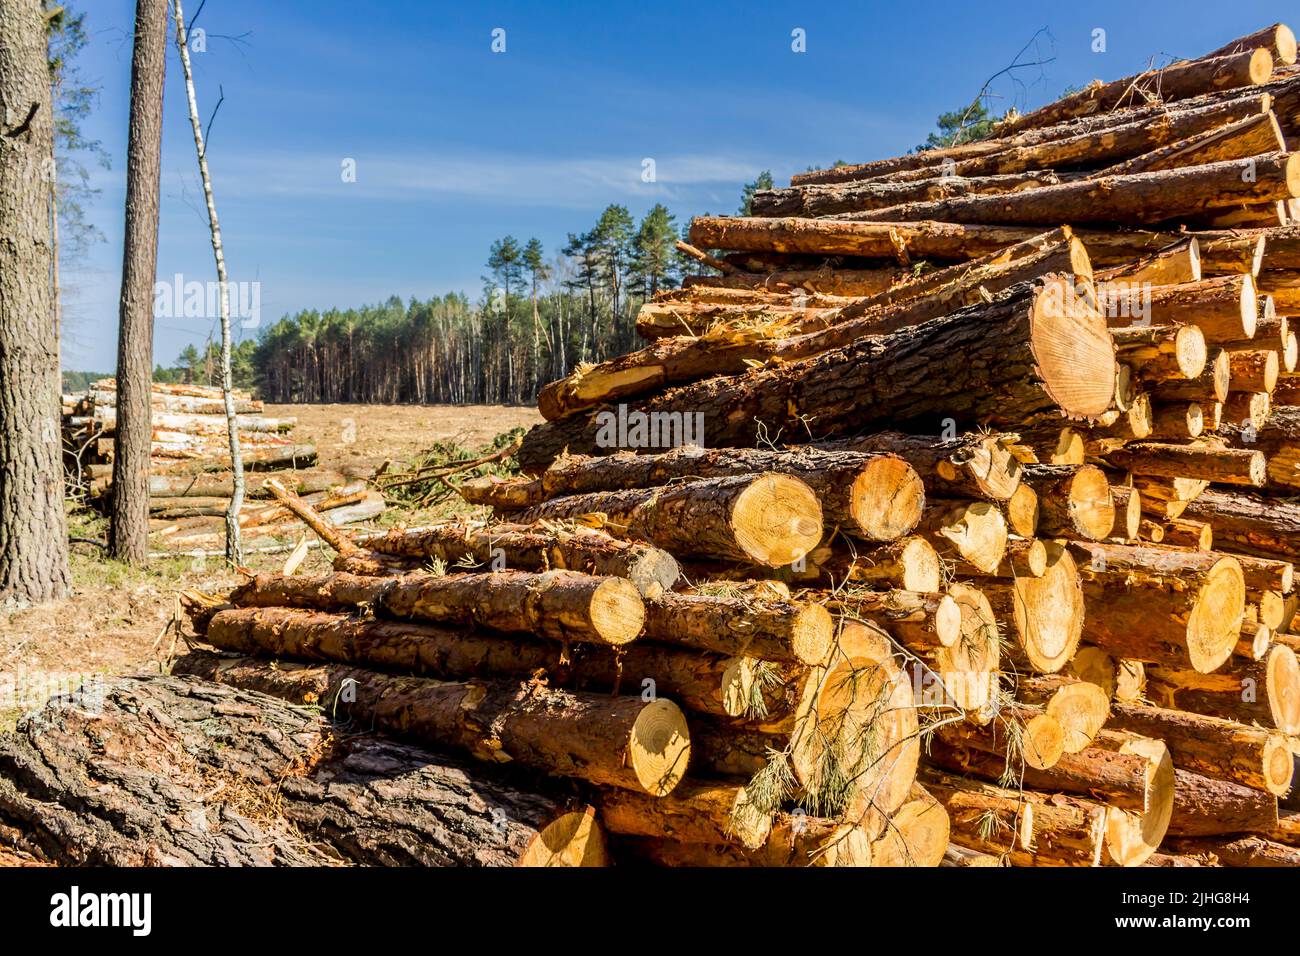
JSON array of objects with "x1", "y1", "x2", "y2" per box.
[
  {"x1": 852, "y1": 456, "x2": 926, "y2": 541},
  {"x1": 630, "y1": 699, "x2": 692, "y2": 796},
  {"x1": 731, "y1": 473, "x2": 825, "y2": 566},
  {"x1": 1031, "y1": 277, "x2": 1117, "y2": 420},
  {"x1": 1186, "y1": 557, "x2": 1247, "y2": 673}
]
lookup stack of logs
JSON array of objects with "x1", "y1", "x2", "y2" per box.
[
  {"x1": 176, "y1": 23, "x2": 1300, "y2": 866},
  {"x1": 64, "y1": 380, "x2": 385, "y2": 555}
]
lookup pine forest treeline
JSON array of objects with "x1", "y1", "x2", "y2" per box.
[{"x1": 252, "y1": 202, "x2": 690, "y2": 406}]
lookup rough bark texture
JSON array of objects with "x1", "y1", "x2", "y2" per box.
[
  {"x1": 110, "y1": 0, "x2": 168, "y2": 564},
  {"x1": 519, "y1": 280, "x2": 1116, "y2": 472},
  {"x1": 0, "y1": 673, "x2": 608, "y2": 866},
  {"x1": 1167, "y1": 767, "x2": 1279, "y2": 837},
  {"x1": 174, "y1": 651, "x2": 690, "y2": 795},
  {"x1": 0, "y1": 0, "x2": 71, "y2": 602},
  {"x1": 352, "y1": 522, "x2": 680, "y2": 597},
  {"x1": 519, "y1": 446, "x2": 924, "y2": 542}
]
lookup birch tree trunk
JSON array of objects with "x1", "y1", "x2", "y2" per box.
[{"x1": 172, "y1": 0, "x2": 244, "y2": 565}]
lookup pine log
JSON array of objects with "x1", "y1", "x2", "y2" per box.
[
  {"x1": 1147, "y1": 643, "x2": 1300, "y2": 734},
  {"x1": 1016, "y1": 675, "x2": 1110, "y2": 753},
  {"x1": 1005, "y1": 483, "x2": 1040, "y2": 537},
  {"x1": 1107, "y1": 700, "x2": 1294, "y2": 795},
  {"x1": 353, "y1": 522, "x2": 680, "y2": 597},
  {"x1": 868, "y1": 786, "x2": 950, "y2": 867},
  {"x1": 513, "y1": 473, "x2": 823, "y2": 567},
  {"x1": 687, "y1": 217, "x2": 1048, "y2": 262},
  {"x1": 933, "y1": 702, "x2": 1066, "y2": 770},
  {"x1": 683, "y1": 267, "x2": 905, "y2": 297},
  {"x1": 844, "y1": 154, "x2": 1300, "y2": 227},
  {"x1": 1109, "y1": 485, "x2": 1143, "y2": 540},
  {"x1": 832, "y1": 536, "x2": 944, "y2": 593},
  {"x1": 1113, "y1": 324, "x2": 1208, "y2": 382},
  {"x1": 1069, "y1": 541, "x2": 1245, "y2": 672},
  {"x1": 0, "y1": 672, "x2": 610, "y2": 867},
  {"x1": 596, "y1": 779, "x2": 772, "y2": 849},
  {"x1": 1095, "y1": 110, "x2": 1286, "y2": 178},
  {"x1": 1160, "y1": 834, "x2": 1300, "y2": 866},
  {"x1": 228, "y1": 569, "x2": 645, "y2": 647},
  {"x1": 521, "y1": 446, "x2": 924, "y2": 542},
  {"x1": 1105, "y1": 441, "x2": 1267, "y2": 486},
  {"x1": 915, "y1": 499, "x2": 1009, "y2": 573},
  {"x1": 1097, "y1": 237, "x2": 1201, "y2": 286},
  {"x1": 755, "y1": 169, "x2": 1075, "y2": 218},
  {"x1": 990, "y1": 50, "x2": 1273, "y2": 137},
  {"x1": 173, "y1": 652, "x2": 691, "y2": 795},
  {"x1": 1228, "y1": 405, "x2": 1300, "y2": 491},
  {"x1": 642, "y1": 591, "x2": 833, "y2": 664},
  {"x1": 1206, "y1": 25, "x2": 1298, "y2": 65},
  {"x1": 1181, "y1": 488, "x2": 1300, "y2": 561},
  {"x1": 1168, "y1": 768, "x2": 1279, "y2": 836},
  {"x1": 818, "y1": 431, "x2": 1023, "y2": 501},
  {"x1": 1108, "y1": 275, "x2": 1258, "y2": 341},
  {"x1": 519, "y1": 278, "x2": 1116, "y2": 472},
  {"x1": 1023, "y1": 463, "x2": 1116, "y2": 540},
  {"x1": 980, "y1": 540, "x2": 1085, "y2": 674}
]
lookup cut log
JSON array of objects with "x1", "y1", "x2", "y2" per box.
[
  {"x1": 173, "y1": 652, "x2": 691, "y2": 795},
  {"x1": 1070, "y1": 542, "x2": 1245, "y2": 672},
  {"x1": 523, "y1": 446, "x2": 924, "y2": 542},
  {"x1": 1023, "y1": 463, "x2": 1115, "y2": 540},
  {"x1": 687, "y1": 217, "x2": 1048, "y2": 262},
  {"x1": 683, "y1": 267, "x2": 905, "y2": 297},
  {"x1": 980, "y1": 540, "x2": 1085, "y2": 674},
  {"x1": 514, "y1": 473, "x2": 824, "y2": 567},
  {"x1": 1005, "y1": 483, "x2": 1040, "y2": 538},
  {"x1": 1228, "y1": 405, "x2": 1300, "y2": 491},
  {"x1": 868, "y1": 786, "x2": 950, "y2": 867},
  {"x1": 820, "y1": 431, "x2": 1023, "y2": 501},
  {"x1": 354, "y1": 522, "x2": 680, "y2": 597},
  {"x1": 955, "y1": 536, "x2": 1049, "y2": 579},
  {"x1": 1168, "y1": 768, "x2": 1279, "y2": 836},
  {"x1": 831, "y1": 590, "x2": 962, "y2": 649},
  {"x1": 1113, "y1": 324, "x2": 1208, "y2": 382},
  {"x1": 596, "y1": 778, "x2": 771, "y2": 849},
  {"x1": 933, "y1": 702, "x2": 1066, "y2": 770},
  {"x1": 991, "y1": 50, "x2": 1273, "y2": 136},
  {"x1": 844, "y1": 154, "x2": 1300, "y2": 227},
  {"x1": 1109, "y1": 275, "x2": 1258, "y2": 341},
  {"x1": 1097, "y1": 237, "x2": 1201, "y2": 286},
  {"x1": 1107, "y1": 700, "x2": 1294, "y2": 795},
  {"x1": 1016, "y1": 675, "x2": 1110, "y2": 753},
  {"x1": 229, "y1": 569, "x2": 645, "y2": 647},
  {"x1": 833, "y1": 536, "x2": 944, "y2": 593},
  {"x1": 518, "y1": 278, "x2": 1117, "y2": 472},
  {"x1": 1147, "y1": 643, "x2": 1300, "y2": 733},
  {"x1": 1095, "y1": 110, "x2": 1286, "y2": 178},
  {"x1": 915, "y1": 499, "x2": 1009, "y2": 573},
  {"x1": 1160, "y1": 835, "x2": 1300, "y2": 866},
  {"x1": 0, "y1": 672, "x2": 609, "y2": 866},
  {"x1": 1181, "y1": 488, "x2": 1300, "y2": 561},
  {"x1": 1206, "y1": 25, "x2": 1298, "y2": 65},
  {"x1": 755, "y1": 169, "x2": 1076, "y2": 218},
  {"x1": 1109, "y1": 485, "x2": 1143, "y2": 540},
  {"x1": 1105, "y1": 441, "x2": 1267, "y2": 486},
  {"x1": 642, "y1": 591, "x2": 833, "y2": 665}
]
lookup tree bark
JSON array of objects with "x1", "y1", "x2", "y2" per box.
[
  {"x1": 110, "y1": 0, "x2": 168, "y2": 564},
  {"x1": 513, "y1": 473, "x2": 824, "y2": 567},
  {"x1": 0, "y1": 0, "x2": 70, "y2": 602},
  {"x1": 518, "y1": 280, "x2": 1116, "y2": 472},
  {"x1": 352, "y1": 521, "x2": 680, "y2": 597},
  {"x1": 0, "y1": 672, "x2": 608, "y2": 866},
  {"x1": 173, "y1": 651, "x2": 691, "y2": 796}
]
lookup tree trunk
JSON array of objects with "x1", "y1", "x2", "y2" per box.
[
  {"x1": 110, "y1": 0, "x2": 168, "y2": 564},
  {"x1": 172, "y1": 0, "x2": 244, "y2": 565},
  {"x1": 0, "y1": 672, "x2": 608, "y2": 866},
  {"x1": 817, "y1": 430, "x2": 1023, "y2": 501},
  {"x1": 1096, "y1": 110, "x2": 1285, "y2": 177},
  {"x1": 509, "y1": 445, "x2": 925, "y2": 543},
  {"x1": 1107, "y1": 700, "x2": 1294, "y2": 795},
  {"x1": 513, "y1": 473, "x2": 824, "y2": 567},
  {"x1": 642, "y1": 591, "x2": 833, "y2": 664},
  {"x1": 1105, "y1": 441, "x2": 1266, "y2": 486},
  {"x1": 990, "y1": 50, "x2": 1272, "y2": 137},
  {"x1": 352, "y1": 522, "x2": 680, "y2": 597},
  {"x1": 1168, "y1": 768, "x2": 1279, "y2": 836},
  {"x1": 519, "y1": 279, "x2": 1116, "y2": 472},
  {"x1": 1022, "y1": 464, "x2": 1116, "y2": 540},
  {"x1": 755, "y1": 169, "x2": 1075, "y2": 217},
  {"x1": 1146, "y1": 643, "x2": 1300, "y2": 734},
  {"x1": 0, "y1": 0, "x2": 70, "y2": 603},
  {"x1": 173, "y1": 651, "x2": 691, "y2": 796}
]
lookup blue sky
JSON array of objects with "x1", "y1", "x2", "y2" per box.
[{"x1": 61, "y1": 0, "x2": 1290, "y2": 370}]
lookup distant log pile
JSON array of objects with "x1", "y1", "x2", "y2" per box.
[
  {"x1": 148, "y1": 23, "x2": 1300, "y2": 867},
  {"x1": 62, "y1": 379, "x2": 384, "y2": 554}
]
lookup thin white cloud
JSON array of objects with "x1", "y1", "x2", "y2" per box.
[{"x1": 186, "y1": 149, "x2": 769, "y2": 208}]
